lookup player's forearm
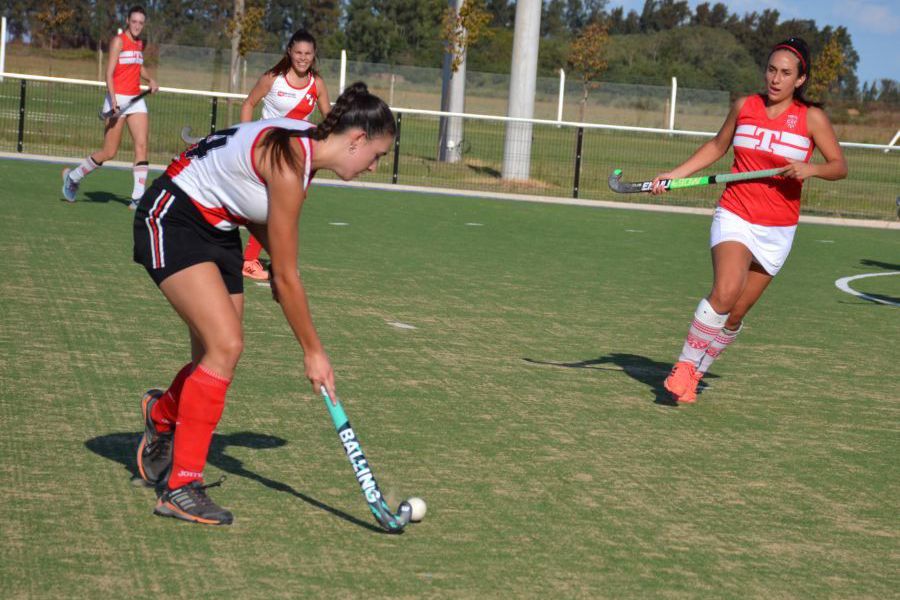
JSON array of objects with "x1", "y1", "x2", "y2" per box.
[
  {"x1": 240, "y1": 102, "x2": 254, "y2": 122},
  {"x1": 276, "y1": 273, "x2": 325, "y2": 355},
  {"x1": 670, "y1": 139, "x2": 728, "y2": 178},
  {"x1": 811, "y1": 158, "x2": 848, "y2": 181}
]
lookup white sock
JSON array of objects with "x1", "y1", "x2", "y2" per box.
[
  {"x1": 698, "y1": 324, "x2": 743, "y2": 374},
  {"x1": 676, "y1": 298, "x2": 729, "y2": 366},
  {"x1": 69, "y1": 156, "x2": 101, "y2": 183},
  {"x1": 132, "y1": 163, "x2": 149, "y2": 200}
]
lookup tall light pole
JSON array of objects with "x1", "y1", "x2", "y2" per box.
[
  {"x1": 501, "y1": 0, "x2": 541, "y2": 181},
  {"x1": 439, "y1": 0, "x2": 468, "y2": 163}
]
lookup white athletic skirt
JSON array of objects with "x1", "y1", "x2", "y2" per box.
[
  {"x1": 102, "y1": 93, "x2": 147, "y2": 116},
  {"x1": 709, "y1": 207, "x2": 797, "y2": 276}
]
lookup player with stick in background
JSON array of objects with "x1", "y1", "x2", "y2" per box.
[
  {"x1": 62, "y1": 6, "x2": 159, "y2": 208},
  {"x1": 651, "y1": 37, "x2": 847, "y2": 404},
  {"x1": 132, "y1": 82, "x2": 394, "y2": 525},
  {"x1": 236, "y1": 28, "x2": 332, "y2": 281}
]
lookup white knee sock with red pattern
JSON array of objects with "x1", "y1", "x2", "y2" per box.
[
  {"x1": 69, "y1": 155, "x2": 101, "y2": 183},
  {"x1": 697, "y1": 324, "x2": 742, "y2": 375},
  {"x1": 677, "y1": 298, "x2": 729, "y2": 366},
  {"x1": 132, "y1": 162, "x2": 149, "y2": 200}
]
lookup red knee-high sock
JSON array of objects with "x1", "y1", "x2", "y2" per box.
[
  {"x1": 244, "y1": 235, "x2": 263, "y2": 262},
  {"x1": 151, "y1": 362, "x2": 193, "y2": 433},
  {"x1": 168, "y1": 365, "x2": 230, "y2": 490}
]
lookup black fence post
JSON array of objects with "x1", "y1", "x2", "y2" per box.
[
  {"x1": 572, "y1": 126, "x2": 584, "y2": 198},
  {"x1": 392, "y1": 112, "x2": 402, "y2": 184},
  {"x1": 210, "y1": 97, "x2": 218, "y2": 134},
  {"x1": 17, "y1": 79, "x2": 27, "y2": 153}
]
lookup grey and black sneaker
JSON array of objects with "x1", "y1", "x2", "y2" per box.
[
  {"x1": 128, "y1": 198, "x2": 140, "y2": 211},
  {"x1": 61, "y1": 168, "x2": 79, "y2": 202},
  {"x1": 154, "y1": 478, "x2": 233, "y2": 525},
  {"x1": 136, "y1": 389, "x2": 173, "y2": 486}
]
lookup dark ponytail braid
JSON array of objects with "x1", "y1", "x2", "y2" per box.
[
  {"x1": 311, "y1": 81, "x2": 395, "y2": 140},
  {"x1": 260, "y1": 81, "x2": 396, "y2": 174}
]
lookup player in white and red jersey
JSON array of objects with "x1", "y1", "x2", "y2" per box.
[
  {"x1": 131, "y1": 83, "x2": 395, "y2": 525},
  {"x1": 62, "y1": 6, "x2": 159, "y2": 208},
  {"x1": 238, "y1": 29, "x2": 332, "y2": 281},
  {"x1": 649, "y1": 37, "x2": 847, "y2": 404}
]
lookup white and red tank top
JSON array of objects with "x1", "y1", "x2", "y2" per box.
[
  {"x1": 261, "y1": 73, "x2": 320, "y2": 120},
  {"x1": 719, "y1": 94, "x2": 815, "y2": 226},
  {"x1": 165, "y1": 118, "x2": 315, "y2": 231},
  {"x1": 112, "y1": 32, "x2": 144, "y2": 95}
]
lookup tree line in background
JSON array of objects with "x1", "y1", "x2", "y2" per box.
[{"x1": 3, "y1": 0, "x2": 899, "y2": 107}]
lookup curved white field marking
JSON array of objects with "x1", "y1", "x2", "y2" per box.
[
  {"x1": 329, "y1": 222, "x2": 349, "y2": 226},
  {"x1": 834, "y1": 271, "x2": 900, "y2": 306},
  {"x1": 254, "y1": 282, "x2": 271, "y2": 288},
  {"x1": 465, "y1": 222, "x2": 483, "y2": 226},
  {"x1": 626, "y1": 229, "x2": 644, "y2": 233},
  {"x1": 817, "y1": 240, "x2": 835, "y2": 243},
  {"x1": 387, "y1": 321, "x2": 417, "y2": 330}
]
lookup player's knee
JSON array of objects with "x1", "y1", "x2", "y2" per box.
[
  {"x1": 709, "y1": 286, "x2": 740, "y2": 313},
  {"x1": 218, "y1": 335, "x2": 244, "y2": 365}
]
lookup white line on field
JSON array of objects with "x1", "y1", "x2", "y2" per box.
[
  {"x1": 834, "y1": 272, "x2": 900, "y2": 306},
  {"x1": 3, "y1": 152, "x2": 899, "y2": 231},
  {"x1": 387, "y1": 321, "x2": 417, "y2": 330}
]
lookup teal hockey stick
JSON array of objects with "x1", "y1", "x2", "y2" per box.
[
  {"x1": 320, "y1": 386, "x2": 412, "y2": 533},
  {"x1": 608, "y1": 167, "x2": 787, "y2": 193}
]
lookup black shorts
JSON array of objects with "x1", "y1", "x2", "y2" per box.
[{"x1": 133, "y1": 175, "x2": 244, "y2": 294}]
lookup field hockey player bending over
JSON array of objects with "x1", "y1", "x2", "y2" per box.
[
  {"x1": 651, "y1": 37, "x2": 847, "y2": 404},
  {"x1": 132, "y1": 82, "x2": 395, "y2": 525}
]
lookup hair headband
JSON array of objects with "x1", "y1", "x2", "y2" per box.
[{"x1": 773, "y1": 44, "x2": 807, "y2": 72}]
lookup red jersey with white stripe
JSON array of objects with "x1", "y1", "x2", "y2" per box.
[
  {"x1": 261, "y1": 73, "x2": 320, "y2": 120},
  {"x1": 165, "y1": 118, "x2": 315, "y2": 231},
  {"x1": 719, "y1": 94, "x2": 815, "y2": 226},
  {"x1": 113, "y1": 33, "x2": 144, "y2": 95}
]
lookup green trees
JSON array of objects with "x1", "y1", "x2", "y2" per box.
[{"x1": 2, "y1": 0, "x2": 890, "y2": 102}]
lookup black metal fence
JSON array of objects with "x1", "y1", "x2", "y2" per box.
[{"x1": 1, "y1": 74, "x2": 897, "y2": 220}]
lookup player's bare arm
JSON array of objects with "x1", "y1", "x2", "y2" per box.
[
  {"x1": 783, "y1": 107, "x2": 847, "y2": 181},
  {"x1": 256, "y1": 140, "x2": 334, "y2": 395},
  {"x1": 240, "y1": 74, "x2": 277, "y2": 122},
  {"x1": 650, "y1": 97, "x2": 745, "y2": 194}
]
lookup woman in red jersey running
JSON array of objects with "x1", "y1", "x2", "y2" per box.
[
  {"x1": 651, "y1": 37, "x2": 847, "y2": 404},
  {"x1": 132, "y1": 82, "x2": 393, "y2": 525},
  {"x1": 237, "y1": 29, "x2": 332, "y2": 281},
  {"x1": 62, "y1": 6, "x2": 159, "y2": 208}
]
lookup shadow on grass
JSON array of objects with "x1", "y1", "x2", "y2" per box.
[
  {"x1": 860, "y1": 258, "x2": 900, "y2": 271},
  {"x1": 81, "y1": 191, "x2": 130, "y2": 206},
  {"x1": 522, "y1": 352, "x2": 717, "y2": 406},
  {"x1": 84, "y1": 430, "x2": 386, "y2": 533},
  {"x1": 467, "y1": 163, "x2": 501, "y2": 179}
]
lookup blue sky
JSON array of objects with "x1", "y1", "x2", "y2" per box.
[{"x1": 614, "y1": 0, "x2": 900, "y2": 85}]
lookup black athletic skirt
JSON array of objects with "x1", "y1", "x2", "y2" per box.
[{"x1": 133, "y1": 175, "x2": 244, "y2": 294}]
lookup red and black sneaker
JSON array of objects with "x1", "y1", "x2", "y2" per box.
[
  {"x1": 155, "y1": 478, "x2": 233, "y2": 525},
  {"x1": 136, "y1": 389, "x2": 173, "y2": 485}
]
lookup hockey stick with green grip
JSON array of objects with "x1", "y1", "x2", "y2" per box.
[{"x1": 608, "y1": 167, "x2": 787, "y2": 193}]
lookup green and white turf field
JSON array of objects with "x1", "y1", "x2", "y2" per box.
[{"x1": 0, "y1": 159, "x2": 897, "y2": 598}]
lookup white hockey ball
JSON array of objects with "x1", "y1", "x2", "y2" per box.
[{"x1": 406, "y1": 496, "x2": 427, "y2": 522}]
